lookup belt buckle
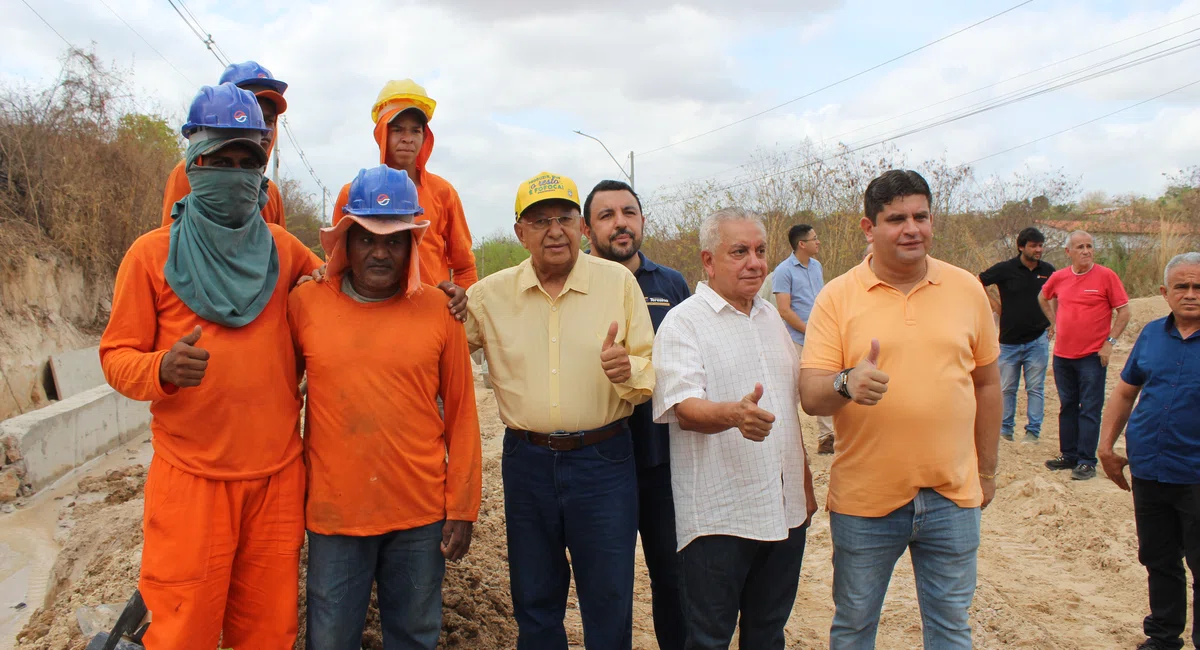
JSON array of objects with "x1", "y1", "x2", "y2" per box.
[{"x1": 547, "y1": 430, "x2": 576, "y2": 451}]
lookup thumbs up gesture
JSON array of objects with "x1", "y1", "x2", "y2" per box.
[
  {"x1": 847, "y1": 339, "x2": 889, "y2": 406},
  {"x1": 600, "y1": 321, "x2": 632, "y2": 384},
  {"x1": 158, "y1": 326, "x2": 210, "y2": 388},
  {"x1": 733, "y1": 383, "x2": 776, "y2": 442}
]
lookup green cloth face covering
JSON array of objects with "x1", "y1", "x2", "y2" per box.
[{"x1": 163, "y1": 138, "x2": 279, "y2": 328}]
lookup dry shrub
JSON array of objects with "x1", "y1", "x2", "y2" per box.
[{"x1": 0, "y1": 48, "x2": 180, "y2": 280}]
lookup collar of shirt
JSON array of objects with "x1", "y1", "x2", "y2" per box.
[
  {"x1": 789, "y1": 254, "x2": 813, "y2": 269},
  {"x1": 635, "y1": 250, "x2": 658, "y2": 276},
  {"x1": 516, "y1": 254, "x2": 591, "y2": 298},
  {"x1": 1164, "y1": 313, "x2": 1200, "y2": 340},
  {"x1": 695, "y1": 281, "x2": 769, "y2": 317},
  {"x1": 1010, "y1": 255, "x2": 1052, "y2": 274},
  {"x1": 854, "y1": 254, "x2": 944, "y2": 292}
]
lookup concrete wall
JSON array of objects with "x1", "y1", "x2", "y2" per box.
[{"x1": 0, "y1": 385, "x2": 150, "y2": 492}]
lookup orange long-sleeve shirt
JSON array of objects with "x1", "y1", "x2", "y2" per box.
[
  {"x1": 100, "y1": 225, "x2": 322, "y2": 480},
  {"x1": 287, "y1": 278, "x2": 482, "y2": 536},
  {"x1": 330, "y1": 120, "x2": 477, "y2": 288},
  {"x1": 161, "y1": 160, "x2": 287, "y2": 229}
]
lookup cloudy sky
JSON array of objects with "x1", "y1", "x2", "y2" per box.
[{"x1": 5, "y1": 0, "x2": 1200, "y2": 237}]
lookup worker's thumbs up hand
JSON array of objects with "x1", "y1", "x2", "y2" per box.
[
  {"x1": 600, "y1": 321, "x2": 632, "y2": 385},
  {"x1": 847, "y1": 338, "x2": 889, "y2": 406},
  {"x1": 733, "y1": 382, "x2": 775, "y2": 442},
  {"x1": 159, "y1": 326, "x2": 210, "y2": 389}
]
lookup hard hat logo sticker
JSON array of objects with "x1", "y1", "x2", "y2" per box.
[
  {"x1": 377, "y1": 194, "x2": 391, "y2": 206},
  {"x1": 233, "y1": 110, "x2": 248, "y2": 123},
  {"x1": 257, "y1": 73, "x2": 268, "y2": 78}
]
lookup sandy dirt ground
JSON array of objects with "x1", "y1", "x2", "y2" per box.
[{"x1": 11, "y1": 296, "x2": 1190, "y2": 649}]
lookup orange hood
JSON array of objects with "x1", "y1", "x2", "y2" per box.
[{"x1": 373, "y1": 106, "x2": 434, "y2": 184}]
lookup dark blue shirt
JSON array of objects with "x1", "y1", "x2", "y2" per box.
[
  {"x1": 631, "y1": 252, "x2": 691, "y2": 469},
  {"x1": 1120, "y1": 314, "x2": 1200, "y2": 484}
]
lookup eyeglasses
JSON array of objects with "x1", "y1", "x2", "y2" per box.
[
  {"x1": 799, "y1": 237, "x2": 819, "y2": 243},
  {"x1": 521, "y1": 215, "x2": 579, "y2": 231}
]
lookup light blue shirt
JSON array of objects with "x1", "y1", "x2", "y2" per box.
[{"x1": 771, "y1": 254, "x2": 824, "y2": 344}]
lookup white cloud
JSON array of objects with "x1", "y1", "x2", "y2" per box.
[{"x1": 4, "y1": 0, "x2": 1200, "y2": 241}]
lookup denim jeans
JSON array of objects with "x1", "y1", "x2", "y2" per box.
[
  {"x1": 1133, "y1": 478, "x2": 1200, "y2": 650},
  {"x1": 678, "y1": 525, "x2": 808, "y2": 650},
  {"x1": 998, "y1": 332, "x2": 1049, "y2": 437},
  {"x1": 830, "y1": 489, "x2": 981, "y2": 650},
  {"x1": 637, "y1": 462, "x2": 685, "y2": 650},
  {"x1": 305, "y1": 521, "x2": 445, "y2": 650},
  {"x1": 502, "y1": 426, "x2": 639, "y2": 650},
  {"x1": 1052, "y1": 353, "x2": 1107, "y2": 466}
]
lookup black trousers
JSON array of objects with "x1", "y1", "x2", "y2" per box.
[
  {"x1": 637, "y1": 463, "x2": 685, "y2": 650},
  {"x1": 1133, "y1": 477, "x2": 1200, "y2": 649},
  {"x1": 678, "y1": 525, "x2": 807, "y2": 650}
]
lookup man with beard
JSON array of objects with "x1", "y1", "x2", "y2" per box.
[
  {"x1": 582, "y1": 179, "x2": 690, "y2": 650},
  {"x1": 979, "y1": 227, "x2": 1055, "y2": 443}
]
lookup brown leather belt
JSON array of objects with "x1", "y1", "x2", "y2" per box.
[{"x1": 506, "y1": 419, "x2": 627, "y2": 452}]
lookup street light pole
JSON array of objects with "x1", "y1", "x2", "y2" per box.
[{"x1": 574, "y1": 130, "x2": 635, "y2": 191}]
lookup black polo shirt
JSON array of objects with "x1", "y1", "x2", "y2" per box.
[
  {"x1": 979, "y1": 255, "x2": 1055, "y2": 345},
  {"x1": 630, "y1": 252, "x2": 691, "y2": 470}
]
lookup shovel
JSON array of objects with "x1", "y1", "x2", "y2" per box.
[{"x1": 84, "y1": 590, "x2": 149, "y2": 650}]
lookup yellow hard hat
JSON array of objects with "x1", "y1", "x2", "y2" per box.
[
  {"x1": 371, "y1": 79, "x2": 437, "y2": 124},
  {"x1": 514, "y1": 171, "x2": 580, "y2": 219}
]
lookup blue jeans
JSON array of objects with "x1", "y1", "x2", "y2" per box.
[
  {"x1": 502, "y1": 427, "x2": 639, "y2": 650},
  {"x1": 305, "y1": 521, "x2": 446, "y2": 650},
  {"x1": 830, "y1": 489, "x2": 981, "y2": 650},
  {"x1": 678, "y1": 526, "x2": 808, "y2": 650},
  {"x1": 637, "y1": 463, "x2": 685, "y2": 650},
  {"x1": 1053, "y1": 353, "x2": 1107, "y2": 466},
  {"x1": 998, "y1": 332, "x2": 1049, "y2": 437}
]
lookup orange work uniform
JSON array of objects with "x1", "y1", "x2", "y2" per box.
[
  {"x1": 287, "y1": 277, "x2": 482, "y2": 536},
  {"x1": 100, "y1": 224, "x2": 322, "y2": 649},
  {"x1": 330, "y1": 115, "x2": 477, "y2": 288},
  {"x1": 160, "y1": 159, "x2": 287, "y2": 229}
]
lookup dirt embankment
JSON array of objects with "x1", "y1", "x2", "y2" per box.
[
  {"x1": 0, "y1": 254, "x2": 110, "y2": 421},
  {"x1": 15, "y1": 296, "x2": 1184, "y2": 649}
]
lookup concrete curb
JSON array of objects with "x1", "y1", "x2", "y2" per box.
[{"x1": 0, "y1": 386, "x2": 150, "y2": 493}]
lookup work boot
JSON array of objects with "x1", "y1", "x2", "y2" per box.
[
  {"x1": 1001, "y1": 432, "x2": 1014, "y2": 442},
  {"x1": 1071, "y1": 464, "x2": 1097, "y2": 481},
  {"x1": 1022, "y1": 432, "x2": 1040, "y2": 444},
  {"x1": 817, "y1": 437, "x2": 835, "y2": 455},
  {"x1": 1135, "y1": 639, "x2": 1176, "y2": 650},
  {"x1": 1045, "y1": 456, "x2": 1075, "y2": 471}
]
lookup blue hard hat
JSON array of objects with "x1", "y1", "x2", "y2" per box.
[
  {"x1": 218, "y1": 61, "x2": 288, "y2": 94},
  {"x1": 345, "y1": 166, "x2": 424, "y2": 218},
  {"x1": 181, "y1": 83, "x2": 271, "y2": 138}
]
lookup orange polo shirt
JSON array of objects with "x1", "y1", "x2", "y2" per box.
[
  {"x1": 288, "y1": 277, "x2": 482, "y2": 536},
  {"x1": 801, "y1": 256, "x2": 1000, "y2": 517},
  {"x1": 100, "y1": 225, "x2": 323, "y2": 480},
  {"x1": 160, "y1": 160, "x2": 287, "y2": 229}
]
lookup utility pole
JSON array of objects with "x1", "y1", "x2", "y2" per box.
[
  {"x1": 272, "y1": 132, "x2": 281, "y2": 182},
  {"x1": 574, "y1": 131, "x2": 635, "y2": 190}
]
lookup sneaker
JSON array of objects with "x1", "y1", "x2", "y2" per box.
[
  {"x1": 1071, "y1": 464, "x2": 1097, "y2": 481},
  {"x1": 1135, "y1": 639, "x2": 1174, "y2": 650},
  {"x1": 1001, "y1": 432, "x2": 1014, "y2": 442},
  {"x1": 817, "y1": 437, "x2": 835, "y2": 455},
  {"x1": 1045, "y1": 456, "x2": 1075, "y2": 471},
  {"x1": 1022, "y1": 433, "x2": 1040, "y2": 444}
]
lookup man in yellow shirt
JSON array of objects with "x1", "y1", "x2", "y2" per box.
[
  {"x1": 799, "y1": 170, "x2": 1001, "y2": 650},
  {"x1": 465, "y1": 171, "x2": 655, "y2": 649}
]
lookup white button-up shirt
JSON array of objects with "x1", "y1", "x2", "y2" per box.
[{"x1": 653, "y1": 283, "x2": 809, "y2": 551}]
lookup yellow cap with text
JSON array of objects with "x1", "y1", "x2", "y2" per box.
[{"x1": 514, "y1": 171, "x2": 580, "y2": 219}]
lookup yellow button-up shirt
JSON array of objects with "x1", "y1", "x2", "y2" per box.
[{"x1": 465, "y1": 254, "x2": 655, "y2": 433}]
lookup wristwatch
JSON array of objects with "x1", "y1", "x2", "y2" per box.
[
  {"x1": 1105, "y1": 337, "x2": 1117, "y2": 345},
  {"x1": 833, "y1": 368, "x2": 853, "y2": 400}
]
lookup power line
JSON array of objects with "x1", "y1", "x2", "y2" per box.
[
  {"x1": 176, "y1": 0, "x2": 233, "y2": 65},
  {"x1": 165, "y1": 0, "x2": 229, "y2": 67},
  {"x1": 824, "y1": 11, "x2": 1200, "y2": 147},
  {"x1": 637, "y1": 0, "x2": 1035, "y2": 157},
  {"x1": 649, "y1": 30, "x2": 1200, "y2": 201},
  {"x1": 280, "y1": 116, "x2": 332, "y2": 203},
  {"x1": 652, "y1": 13, "x2": 1200, "y2": 192},
  {"x1": 97, "y1": 0, "x2": 196, "y2": 86},
  {"x1": 960, "y1": 77, "x2": 1200, "y2": 167},
  {"x1": 20, "y1": 0, "x2": 72, "y2": 47},
  {"x1": 647, "y1": 66, "x2": 1200, "y2": 209}
]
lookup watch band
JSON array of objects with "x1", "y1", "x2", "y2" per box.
[
  {"x1": 1105, "y1": 337, "x2": 1117, "y2": 345},
  {"x1": 834, "y1": 368, "x2": 853, "y2": 400}
]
